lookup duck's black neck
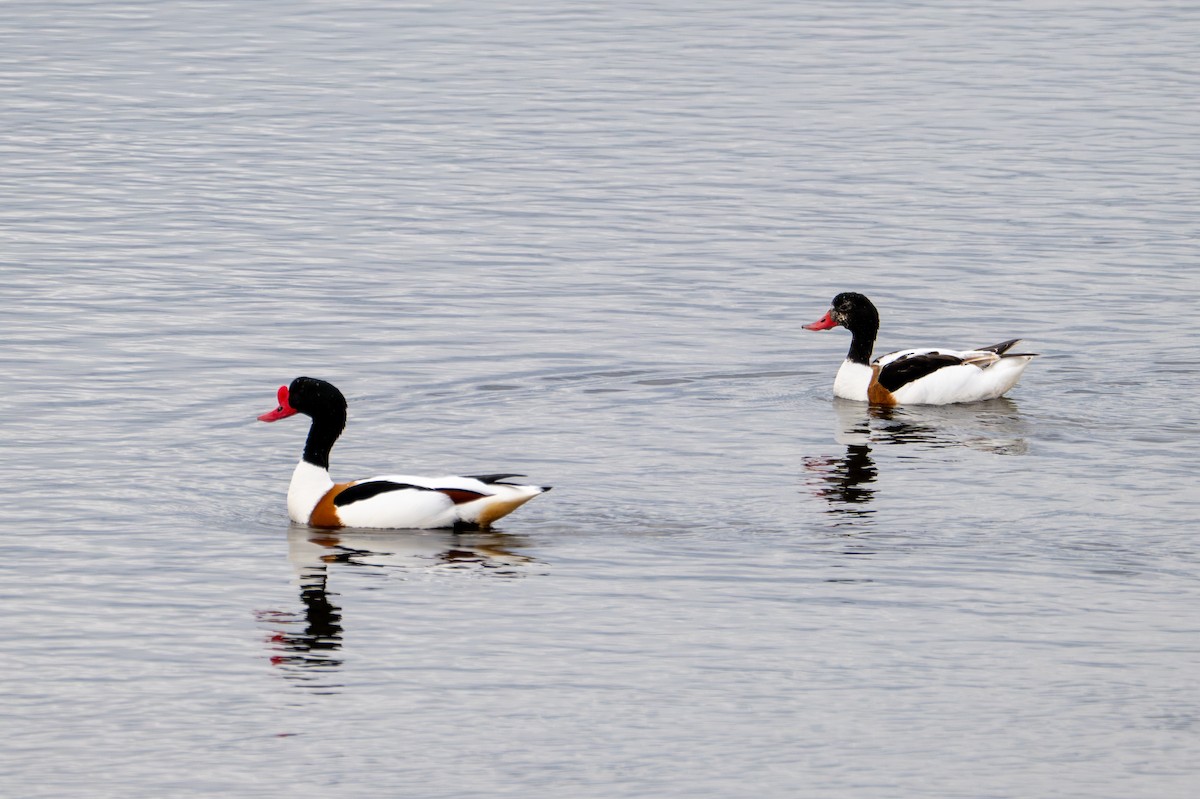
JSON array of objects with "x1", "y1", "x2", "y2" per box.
[
  {"x1": 302, "y1": 409, "x2": 346, "y2": 471},
  {"x1": 846, "y1": 326, "x2": 876, "y2": 365}
]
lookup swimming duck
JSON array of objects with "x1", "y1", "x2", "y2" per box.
[
  {"x1": 258, "y1": 377, "x2": 549, "y2": 529},
  {"x1": 804, "y1": 292, "x2": 1036, "y2": 405}
]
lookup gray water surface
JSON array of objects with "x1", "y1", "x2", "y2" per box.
[{"x1": 3, "y1": 2, "x2": 1199, "y2": 797}]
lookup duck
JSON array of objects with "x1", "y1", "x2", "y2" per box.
[
  {"x1": 258, "y1": 376, "x2": 550, "y2": 530},
  {"x1": 803, "y1": 292, "x2": 1036, "y2": 405}
]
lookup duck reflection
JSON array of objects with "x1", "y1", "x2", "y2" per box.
[
  {"x1": 805, "y1": 398, "x2": 1030, "y2": 519},
  {"x1": 804, "y1": 401, "x2": 879, "y2": 518},
  {"x1": 256, "y1": 526, "x2": 537, "y2": 690}
]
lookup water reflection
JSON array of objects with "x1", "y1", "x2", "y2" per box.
[
  {"x1": 805, "y1": 398, "x2": 1030, "y2": 521},
  {"x1": 804, "y1": 401, "x2": 879, "y2": 520},
  {"x1": 256, "y1": 526, "x2": 538, "y2": 691}
]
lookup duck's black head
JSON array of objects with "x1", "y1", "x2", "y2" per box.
[
  {"x1": 804, "y1": 292, "x2": 879, "y2": 333},
  {"x1": 258, "y1": 376, "x2": 347, "y2": 422},
  {"x1": 258, "y1": 376, "x2": 348, "y2": 470},
  {"x1": 829, "y1": 292, "x2": 879, "y2": 334},
  {"x1": 285, "y1": 376, "x2": 347, "y2": 419},
  {"x1": 804, "y1": 292, "x2": 880, "y2": 364}
]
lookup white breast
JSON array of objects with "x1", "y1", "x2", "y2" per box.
[
  {"x1": 833, "y1": 360, "x2": 873, "y2": 401},
  {"x1": 287, "y1": 460, "x2": 335, "y2": 524}
]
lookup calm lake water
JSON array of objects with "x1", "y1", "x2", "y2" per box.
[{"x1": 3, "y1": 1, "x2": 1199, "y2": 797}]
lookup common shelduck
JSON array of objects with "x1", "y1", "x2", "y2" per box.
[
  {"x1": 258, "y1": 377, "x2": 550, "y2": 530},
  {"x1": 804, "y1": 292, "x2": 1036, "y2": 405}
]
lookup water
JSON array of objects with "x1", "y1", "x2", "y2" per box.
[{"x1": 3, "y1": 1, "x2": 1199, "y2": 797}]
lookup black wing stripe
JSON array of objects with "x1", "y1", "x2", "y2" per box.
[
  {"x1": 976, "y1": 339, "x2": 1039, "y2": 357},
  {"x1": 877, "y1": 354, "x2": 963, "y2": 392},
  {"x1": 333, "y1": 480, "x2": 425, "y2": 507},
  {"x1": 976, "y1": 338, "x2": 1021, "y2": 355},
  {"x1": 464, "y1": 473, "x2": 525, "y2": 485},
  {"x1": 333, "y1": 481, "x2": 495, "y2": 508}
]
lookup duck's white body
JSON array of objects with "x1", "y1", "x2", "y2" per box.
[
  {"x1": 807, "y1": 293, "x2": 1036, "y2": 406},
  {"x1": 261, "y1": 377, "x2": 548, "y2": 530},
  {"x1": 833, "y1": 346, "x2": 1035, "y2": 405},
  {"x1": 286, "y1": 460, "x2": 547, "y2": 530}
]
